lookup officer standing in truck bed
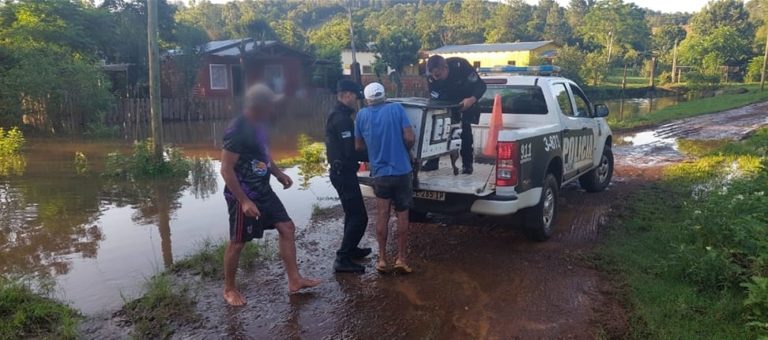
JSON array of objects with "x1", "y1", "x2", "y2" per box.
[
  {"x1": 423, "y1": 55, "x2": 487, "y2": 174},
  {"x1": 325, "y1": 79, "x2": 372, "y2": 273}
]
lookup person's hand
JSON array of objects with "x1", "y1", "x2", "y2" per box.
[
  {"x1": 460, "y1": 96, "x2": 477, "y2": 111},
  {"x1": 241, "y1": 200, "x2": 261, "y2": 219},
  {"x1": 276, "y1": 173, "x2": 293, "y2": 189}
]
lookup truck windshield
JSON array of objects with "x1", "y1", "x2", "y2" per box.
[{"x1": 478, "y1": 86, "x2": 548, "y2": 115}]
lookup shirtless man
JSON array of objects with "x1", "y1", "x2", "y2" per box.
[{"x1": 220, "y1": 83, "x2": 320, "y2": 306}]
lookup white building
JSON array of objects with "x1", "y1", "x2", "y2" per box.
[{"x1": 340, "y1": 49, "x2": 392, "y2": 76}]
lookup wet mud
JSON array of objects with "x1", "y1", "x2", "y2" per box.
[{"x1": 83, "y1": 102, "x2": 768, "y2": 339}]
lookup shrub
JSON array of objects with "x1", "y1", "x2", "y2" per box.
[
  {"x1": 0, "y1": 127, "x2": 24, "y2": 156},
  {"x1": 74, "y1": 152, "x2": 88, "y2": 175},
  {"x1": 0, "y1": 279, "x2": 79, "y2": 339},
  {"x1": 746, "y1": 56, "x2": 764, "y2": 83},
  {"x1": 103, "y1": 139, "x2": 192, "y2": 179},
  {"x1": 743, "y1": 276, "x2": 768, "y2": 333}
]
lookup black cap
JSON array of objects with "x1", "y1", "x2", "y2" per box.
[{"x1": 336, "y1": 79, "x2": 364, "y2": 99}]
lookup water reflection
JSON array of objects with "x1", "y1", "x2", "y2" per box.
[
  {"x1": 603, "y1": 95, "x2": 686, "y2": 122},
  {"x1": 0, "y1": 137, "x2": 335, "y2": 313}
]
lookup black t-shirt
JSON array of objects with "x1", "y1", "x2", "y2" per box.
[
  {"x1": 222, "y1": 116, "x2": 273, "y2": 201},
  {"x1": 428, "y1": 57, "x2": 487, "y2": 124},
  {"x1": 325, "y1": 102, "x2": 367, "y2": 173}
]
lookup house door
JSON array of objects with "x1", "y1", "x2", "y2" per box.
[
  {"x1": 231, "y1": 65, "x2": 243, "y2": 97},
  {"x1": 264, "y1": 65, "x2": 285, "y2": 94}
]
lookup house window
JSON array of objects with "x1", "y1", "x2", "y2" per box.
[
  {"x1": 209, "y1": 64, "x2": 228, "y2": 90},
  {"x1": 362, "y1": 65, "x2": 373, "y2": 75},
  {"x1": 507, "y1": 60, "x2": 516, "y2": 66},
  {"x1": 264, "y1": 65, "x2": 285, "y2": 94},
  {"x1": 473, "y1": 61, "x2": 481, "y2": 69}
]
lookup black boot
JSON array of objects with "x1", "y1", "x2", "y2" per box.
[
  {"x1": 462, "y1": 166, "x2": 473, "y2": 174},
  {"x1": 334, "y1": 256, "x2": 365, "y2": 273},
  {"x1": 349, "y1": 247, "x2": 372, "y2": 259}
]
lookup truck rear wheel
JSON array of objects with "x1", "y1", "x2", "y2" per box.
[
  {"x1": 409, "y1": 209, "x2": 429, "y2": 222},
  {"x1": 522, "y1": 174, "x2": 559, "y2": 242},
  {"x1": 579, "y1": 145, "x2": 614, "y2": 193}
]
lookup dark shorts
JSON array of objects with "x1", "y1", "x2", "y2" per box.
[
  {"x1": 227, "y1": 191, "x2": 291, "y2": 242},
  {"x1": 373, "y1": 173, "x2": 413, "y2": 212}
]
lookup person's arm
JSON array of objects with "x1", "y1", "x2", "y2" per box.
[
  {"x1": 354, "y1": 114, "x2": 367, "y2": 152},
  {"x1": 269, "y1": 160, "x2": 293, "y2": 189},
  {"x1": 220, "y1": 150, "x2": 260, "y2": 218},
  {"x1": 458, "y1": 59, "x2": 487, "y2": 110},
  {"x1": 400, "y1": 105, "x2": 415, "y2": 149}
]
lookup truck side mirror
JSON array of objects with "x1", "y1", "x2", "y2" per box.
[{"x1": 594, "y1": 104, "x2": 609, "y2": 118}]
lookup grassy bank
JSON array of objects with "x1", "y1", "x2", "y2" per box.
[
  {"x1": 609, "y1": 84, "x2": 768, "y2": 131},
  {"x1": 602, "y1": 129, "x2": 768, "y2": 338},
  {"x1": 0, "y1": 279, "x2": 79, "y2": 339}
]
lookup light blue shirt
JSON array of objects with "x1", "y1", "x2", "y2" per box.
[{"x1": 355, "y1": 102, "x2": 413, "y2": 177}]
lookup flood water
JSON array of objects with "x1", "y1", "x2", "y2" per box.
[
  {"x1": 602, "y1": 95, "x2": 686, "y2": 121},
  {"x1": 0, "y1": 94, "x2": 686, "y2": 315},
  {"x1": 0, "y1": 117, "x2": 335, "y2": 315}
]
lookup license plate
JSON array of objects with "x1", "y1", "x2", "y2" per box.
[{"x1": 414, "y1": 190, "x2": 446, "y2": 201}]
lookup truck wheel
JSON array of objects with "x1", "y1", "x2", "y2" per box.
[
  {"x1": 522, "y1": 174, "x2": 558, "y2": 242},
  {"x1": 579, "y1": 145, "x2": 614, "y2": 193}
]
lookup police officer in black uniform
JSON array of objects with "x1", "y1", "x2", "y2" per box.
[
  {"x1": 325, "y1": 80, "x2": 371, "y2": 273},
  {"x1": 423, "y1": 55, "x2": 487, "y2": 174}
]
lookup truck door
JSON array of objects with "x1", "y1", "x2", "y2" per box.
[
  {"x1": 551, "y1": 82, "x2": 595, "y2": 180},
  {"x1": 568, "y1": 84, "x2": 600, "y2": 168}
]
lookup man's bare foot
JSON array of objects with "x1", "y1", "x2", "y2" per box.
[
  {"x1": 394, "y1": 259, "x2": 413, "y2": 274},
  {"x1": 224, "y1": 288, "x2": 246, "y2": 306},
  {"x1": 288, "y1": 277, "x2": 321, "y2": 293},
  {"x1": 376, "y1": 259, "x2": 389, "y2": 273}
]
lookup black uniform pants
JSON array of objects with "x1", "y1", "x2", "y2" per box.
[
  {"x1": 330, "y1": 170, "x2": 368, "y2": 258},
  {"x1": 424, "y1": 120, "x2": 474, "y2": 169}
]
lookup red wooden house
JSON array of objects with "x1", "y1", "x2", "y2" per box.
[{"x1": 182, "y1": 38, "x2": 326, "y2": 98}]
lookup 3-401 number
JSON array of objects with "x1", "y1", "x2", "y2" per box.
[{"x1": 543, "y1": 135, "x2": 561, "y2": 152}]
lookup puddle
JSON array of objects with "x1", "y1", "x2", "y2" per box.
[{"x1": 0, "y1": 132, "x2": 334, "y2": 314}]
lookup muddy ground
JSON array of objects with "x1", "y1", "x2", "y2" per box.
[{"x1": 81, "y1": 102, "x2": 768, "y2": 339}]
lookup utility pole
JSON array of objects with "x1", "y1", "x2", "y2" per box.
[
  {"x1": 671, "y1": 38, "x2": 678, "y2": 84},
  {"x1": 147, "y1": 0, "x2": 163, "y2": 162},
  {"x1": 606, "y1": 30, "x2": 613, "y2": 63},
  {"x1": 649, "y1": 55, "x2": 657, "y2": 88},
  {"x1": 761, "y1": 29, "x2": 768, "y2": 91},
  {"x1": 347, "y1": 1, "x2": 361, "y2": 86}
]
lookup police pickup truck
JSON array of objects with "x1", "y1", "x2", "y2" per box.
[{"x1": 359, "y1": 70, "x2": 613, "y2": 241}]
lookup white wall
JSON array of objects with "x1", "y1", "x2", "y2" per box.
[{"x1": 340, "y1": 50, "x2": 393, "y2": 75}]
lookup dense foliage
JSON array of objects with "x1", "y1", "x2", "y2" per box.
[{"x1": 2, "y1": 0, "x2": 768, "y2": 134}]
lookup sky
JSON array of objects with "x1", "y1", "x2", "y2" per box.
[{"x1": 190, "y1": 0, "x2": 714, "y2": 14}]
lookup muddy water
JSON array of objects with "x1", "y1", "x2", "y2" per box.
[
  {"x1": 603, "y1": 95, "x2": 685, "y2": 122},
  {"x1": 0, "y1": 117, "x2": 330, "y2": 315}
]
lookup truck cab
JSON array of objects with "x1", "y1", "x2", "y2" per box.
[{"x1": 359, "y1": 74, "x2": 614, "y2": 241}]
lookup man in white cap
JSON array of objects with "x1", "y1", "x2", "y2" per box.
[
  {"x1": 354, "y1": 82, "x2": 416, "y2": 274},
  {"x1": 220, "y1": 83, "x2": 321, "y2": 306}
]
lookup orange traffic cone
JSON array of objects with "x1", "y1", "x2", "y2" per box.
[{"x1": 483, "y1": 94, "x2": 503, "y2": 157}]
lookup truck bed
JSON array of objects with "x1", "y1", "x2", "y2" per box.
[{"x1": 359, "y1": 159, "x2": 495, "y2": 196}]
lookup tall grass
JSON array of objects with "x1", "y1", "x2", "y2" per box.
[
  {"x1": 602, "y1": 129, "x2": 768, "y2": 338},
  {"x1": 121, "y1": 274, "x2": 199, "y2": 339},
  {"x1": 103, "y1": 139, "x2": 191, "y2": 179},
  {"x1": 0, "y1": 279, "x2": 79, "y2": 339}
]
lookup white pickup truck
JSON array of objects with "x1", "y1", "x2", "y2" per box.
[{"x1": 359, "y1": 75, "x2": 614, "y2": 241}]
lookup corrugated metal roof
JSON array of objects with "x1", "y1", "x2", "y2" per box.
[
  {"x1": 211, "y1": 41, "x2": 278, "y2": 56},
  {"x1": 429, "y1": 41, "x2": 555, "y2": 54}
]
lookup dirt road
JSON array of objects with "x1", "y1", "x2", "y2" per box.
[{"x1": 83, "y1": 102, "x2": 768, "y2": 339}]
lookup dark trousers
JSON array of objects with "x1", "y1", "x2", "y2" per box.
[
  {"x1": 330, "y1": 171, "x2": 368, "y2": 258},
  {"x1": 424, "y1": 120, "x2": 474, "y2": 169}
]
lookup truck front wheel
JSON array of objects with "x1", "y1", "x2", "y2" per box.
[
  {"x1": 579, "y1": 145, "x2": 614, "y2": 193},
  {"x1": 522, "y1": 174, "x2": 559, "y2": 242}
]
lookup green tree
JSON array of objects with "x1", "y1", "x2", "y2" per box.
[
  {"x1": 527, "y1": 0, "x2": 558, "y2": 40},
  {"x1": 578, "y1": 0, "x2": 650, "y2": 63},
  {"x1": 485, "y1": 0, "x2": 534, "y2": 43},
  {"x1": 567, "y1": 0, "x2": 594, "y2": 29},
  {"x1": 442, "y1": 0, "x2": 487, "y2": 45},
  {"x1": 652, "y1": 25, "x2": 687, "y2": 54},
  {"x1": 556, "y1": 45, "x2": 587, "y2": 83},
  {"x1": 376, "y1": 29, "x2": 421, "y2": 96},
  {"x1": 581, "y1": 51, "x2": 609, "y2": 85},
  {"x1": 543, "y1": 4, "x2": 571, "y2": 45},
  {"x1": 679, "y1": 26, "x2": 752, "y2": 74},
  {"x1": 690, "y1": 0, "x2": 753, "y2": 38},
  {"x1": 271, "y1": 19, "x2": 306, "y2": 50}
]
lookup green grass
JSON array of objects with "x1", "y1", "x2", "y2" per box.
[
  {"x1": 121, "y1": 274, "x2": 199, "y2": 339},
  {"x1": 609, "y1": 84, "x2": 768, "y2": 130},
  {"x1": 600, "y1": 130, "x2": 768, "y2": 338},
  {"x1": 171, "y1": 238, "x2": 266, "y2": 279},
  {"x1": 0, "y1": 279, "x2": 80, "y2": 339}
]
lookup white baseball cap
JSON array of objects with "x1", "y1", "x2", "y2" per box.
[{"x1": 364, "y1": 82, "x2": 386, "y2": 101}]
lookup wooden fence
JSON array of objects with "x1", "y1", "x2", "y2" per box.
[{"x1": 106, "y1": 93, "x2": 336, "y2": 126}]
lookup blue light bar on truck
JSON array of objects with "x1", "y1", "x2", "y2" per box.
[{"x1": 478, "y1": 65, "x2": 561, "y2": 75}]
